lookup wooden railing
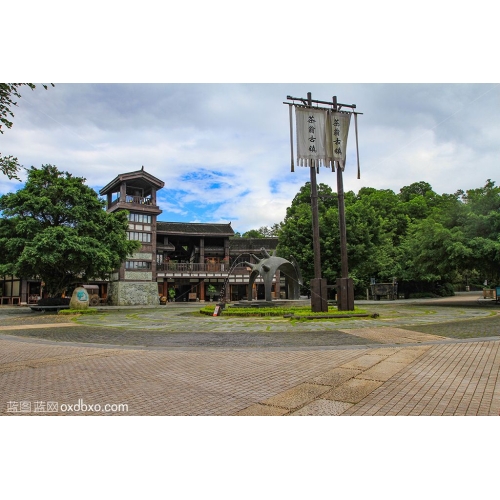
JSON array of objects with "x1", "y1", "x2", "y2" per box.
[
  {"x1": 157, "y1": 263, "x2": 250, "y2": 273},
  {"x1": 110, "y1": 196, "x2": 153, "y2": 207}
]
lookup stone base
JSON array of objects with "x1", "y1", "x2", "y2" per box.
[
  {"x1": 311, "y1": 278, "x2": 328, "y2": 312},
  {"x1": 108, "y1": 281, "x2": 159, "y2": 306},
  {"x1": 336, "y1": 277, "x2": 355, "y2": 311}
]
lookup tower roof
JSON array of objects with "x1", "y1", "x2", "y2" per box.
[{"x1": 99, "y1": 167, "x2": 165, "y2": 195}]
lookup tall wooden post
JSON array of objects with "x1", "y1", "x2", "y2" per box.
[
  {"x1": 337, "y1": 165, "x2": 348, "y2": 280},
  {"x1": 336, "y1": 164, "x2": 354, "y2": 310},
  {"x1": 285, "y1": 92, "x2": 360, "y2": 312},
  {"x1": 308, "y1": 92, "x2": 328, "y2": 312}
]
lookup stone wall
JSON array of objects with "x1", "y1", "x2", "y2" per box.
[
  {"x1": 131, "y1": 252, "x2": 153, "y2": 260},
  {"x1": 124, "y1": 271, "x2": 153, "y2": 281},
  {"x1": 108, "y1": 281, "x2": 159, "y2": 306}
]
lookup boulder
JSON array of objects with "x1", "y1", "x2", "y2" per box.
[{"x1": 70, "y1": 287, "x2": 89, "y2": 310}]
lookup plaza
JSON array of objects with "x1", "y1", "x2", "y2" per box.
[{"x1": 1, "y1": 292, "x2": 499, "y2": 416}]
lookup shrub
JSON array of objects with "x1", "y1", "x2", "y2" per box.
[
  {"x1": 58, "y1": 308, "x2": 98, "y2": 315},
  {"x1": 199, "y1": 305, "x2": 367, "y2": 317}
]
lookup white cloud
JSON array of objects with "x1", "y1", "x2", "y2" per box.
[{"x1": 2, "y1": 83, "x2": 499, "y2": 232}]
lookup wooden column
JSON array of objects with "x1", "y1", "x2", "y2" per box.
[
  {"x1": 336, "y1": 160, "x2": 354, "y2": 311},
  {"x1": 120, "y1": 182, "x2": 126, "y2": 201},
  {"x1": 199, "y1": 237, "x2": 205, "y2": 264},
  {"x1": 308, "y1": 92, "x2": 328, "y2": 313}
]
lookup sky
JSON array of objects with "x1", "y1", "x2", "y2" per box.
[{"x1": 2, "y1": 82, "x2": 498, "y2": 234}]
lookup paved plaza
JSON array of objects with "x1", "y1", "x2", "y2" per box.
[{"x1": 1, "y1": 292, "x2": 499, "y2": 416}]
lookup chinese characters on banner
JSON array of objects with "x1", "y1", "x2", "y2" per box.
[
  {"x1": 295, "y1": 107, "x2": 352, "y2": 171},
  {"x1": 295, "y1": 107, "x2": 329, "y2": 168},
  {"x1": 330, "y1": 111, "x2": 351, "y2": 171}
]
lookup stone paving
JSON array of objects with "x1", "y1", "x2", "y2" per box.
[{"x1": 1, "y1": 293, "x2": 499, "y2": 416}]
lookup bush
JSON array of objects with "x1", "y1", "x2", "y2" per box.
[
  {"x1": 435, "y1": 282, "x2": 455, "y2": 297},
  {"x1": 58, "y1": 308, "x2": 98, "y2": 315},
  {"x1": 199, "y1": 305, "x2": 367, "y2": 317}
]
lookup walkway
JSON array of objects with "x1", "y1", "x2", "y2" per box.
[{"x1": 1, "y1": 293, "x2": 499, "y2": 416}]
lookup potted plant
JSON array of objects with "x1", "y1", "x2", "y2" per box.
[
  {"x1": 168, "y1": 288, "x2": 176, "y2": 302},
  {"x1": 206, "y1": 284, "x2": 217, "y2": 302}
]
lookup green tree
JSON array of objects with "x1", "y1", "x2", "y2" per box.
[
  {"x1": 397, "y1": 180, "x2": 500, "y2": 292},
  {"x1": 1, "y1": 83, "x2": 54, "y2": 180},
  {"x1": 242, "y1": 224, "x2": 281, "y2": 238},
  {"x1": 459, "y1": 180, "x2": 500, "y2": 282},
  {"x1": 277, "y1": 178, "x2": 500, "y2": 297},
  {"x1": 0, "y1": 164, "x2": 140, "y2": 296},
  {"x1": 277, "y1": 182, "x2": 339, "y2": 290},
  {"x1": 242, "y1": 228, "x2": 265, "y2": 238},
  {"x1": 278, "y1": 182, "x2": 405, "y2": 294}
]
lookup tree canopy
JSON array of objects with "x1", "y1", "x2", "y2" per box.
[
  {"x1": 1, "y1": 83, "x2": 54, "y2": 180},
  {"x1": 277, "y1": 179, "x2": 500, "y2": 297},
  {"x1": 0, "y1": 164, "x2": 140, "y2": 296},
  {"x1": 232, "y1": 224, "x2": 281, "y2": 238}
]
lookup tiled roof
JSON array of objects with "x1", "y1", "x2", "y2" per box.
[
  {"x1": 157, "y1": 222, "x2": 235, "y2": 236},
  {"x1": 99, "y1": 168, "x2": 164, "y2": 195},
  {"x1": 228, "y1": 238, "x2": 279, "y2": 250}
]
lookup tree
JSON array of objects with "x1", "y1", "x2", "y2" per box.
[
  {"x1": 276, "y1": 177, "x2": 500, "y2": 297},
  {"x1": 396, "y1": 179, "x2": 500, "y2": 292},
  {"x1": 1, "y1": 83, "x2": 54, "y2": 180},
  {"x1": 278, "y1": 182, "x2": 403, "y2": 294},
  {"x1": 242, "y1": 224, "x2": 281, "y2": 238},
  {"x1": 0, "y1": 164, "x2": 140, "y2": 296},
  {"x1": 278, "y1": 182, "x2": 346, "y2": 291},
  {"x1": 242, "y1": 228, "x2": 265, "y2": 238}
]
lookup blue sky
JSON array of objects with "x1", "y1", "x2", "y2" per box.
[
  {"x1": 2, "y1": 83, "x2": 498, "y2": 233},
  {"x1": 2, "y1": 2, "x2": 497, "y2": 234}
]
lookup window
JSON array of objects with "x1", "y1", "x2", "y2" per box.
[
  {"x1": 127, "y1": 232, "x2": 152, "y2": 243},
  {"x1": 128, "y1": 213, "x2": 152, "y2": 224},
  {"x1": 125, "y1": 261, "x2": 152, "y2": 269}
]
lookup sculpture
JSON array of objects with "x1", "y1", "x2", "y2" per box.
[{"x1": 244, "y1": 248, "x2": 303, "y2": 301}]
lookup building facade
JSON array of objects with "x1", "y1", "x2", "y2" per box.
[
  {"x1": 1, "y1": 168, "x2": 283, "y2": 306},
  {"x1": 99, "y1": 168, "x2": 280, "y2": 305}
]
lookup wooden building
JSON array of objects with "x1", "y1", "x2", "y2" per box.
[{"x1": 1, "y1": 168, "x2": 281, "y2": 305}]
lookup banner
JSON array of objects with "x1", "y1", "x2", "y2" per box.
[
  {"x1": 295, "y1": 107, "x2": 329, "y2": 168},
  {"x1": 329, "y1": 111, "x2": 351, "y2": 170}
]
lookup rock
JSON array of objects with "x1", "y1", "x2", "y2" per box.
[{"x1": 70, "y1": 287, "x2": 89, "y2": 310}]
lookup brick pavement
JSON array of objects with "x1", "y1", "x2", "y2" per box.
[
  {"x1": 1, "y1": 333, "x2": 499, "y2": 416},
  {"x1": 342, "y1": 340, "x2": 500, "y2": 416},
  {"x1": 0, "y1": 336, "x2": 370, "y2": 415},
  {"x1": 1, "y1": 295, "x2": 500, "y2": 416}
]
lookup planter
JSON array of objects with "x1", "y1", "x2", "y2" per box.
[{"x1": 483, "y1": 289, "x2": 496, "y2": 299}]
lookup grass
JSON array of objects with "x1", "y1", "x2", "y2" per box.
[
  {"x1": 58, "y1": 308, "x2": 99, "y2": 315},
  {"x1": 199, "y1": 305, "x2": 368, "y2": 318}
]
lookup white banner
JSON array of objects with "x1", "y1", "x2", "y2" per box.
[
  {"x1": 329, "y1": 111, "x2": 351, "y2": 169},
  {"x1": 295, "y1": 107, "x2": 329, "y2": 167}
]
